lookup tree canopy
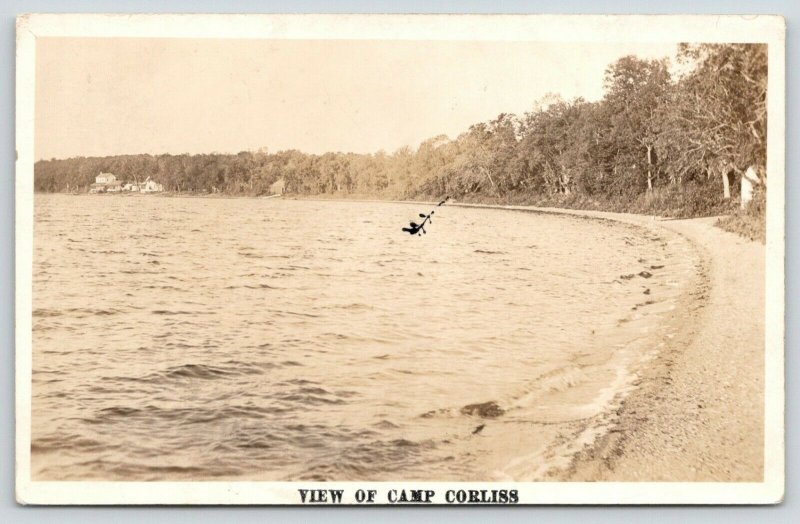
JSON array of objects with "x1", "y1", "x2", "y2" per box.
[{"x1": 35, "y1": 44, "x2": 767, "y2": 218}]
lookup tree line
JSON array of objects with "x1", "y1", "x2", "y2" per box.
[{"x1": 35, "y1": 43, "x2": 767, "y2": 218}]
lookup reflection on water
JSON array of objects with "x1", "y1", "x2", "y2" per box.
[{"x1": 31, "y1": 195, "x2": 693, "y2": 480}]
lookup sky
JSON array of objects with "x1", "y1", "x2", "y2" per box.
[{"x1": 35, "y1": 38, "x2": 679, "y2": 160}]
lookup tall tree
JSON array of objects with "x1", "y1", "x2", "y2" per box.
[
  {"x1": 602, "y1": 56, "x2": 671, "y2": 191},
  {"x1": 657, "y1": 44, "x2": 767, "y2": 199}
]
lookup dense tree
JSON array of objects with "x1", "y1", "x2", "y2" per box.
[
  {"x1": 35, "y1": 44, "x2": 767, "y2": 219},
  {"x1": 602, "y1": 56, "x2": 671, "y2": 192},
  {"x1": 656, "y1": 44, "x2": 767, "y2": 199}
]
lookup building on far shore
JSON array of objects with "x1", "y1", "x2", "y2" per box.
[
  {"x1": 270, "y1": 178, "x2": 286, "y2": 195},
  {"x1": 89, "y1": 172, "x2": 122, "y2": 193},
  {"x1": 89, "y1": 172, "x2": 164, "y2": 194},
  {"x1": 95, "y1": 172, "x2": 116, "y2": 184},
  {"x1": 140, "y1": 176, "x2": 164, "y2": 193}
]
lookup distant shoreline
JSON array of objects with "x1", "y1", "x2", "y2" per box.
[
  {"x1": 33, "y1": 188, "x2": 741, "y2": 212},
  {"x1": 35, "y1": 190, "x2": 764, "y2": 242}
]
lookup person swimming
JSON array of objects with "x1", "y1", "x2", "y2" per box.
[
  {"x1": 402, "y1": 221, "x2": 425, "y2": 235},
  {"x1": 401, "y1": 196, "x2": 449, "y2": 236}
]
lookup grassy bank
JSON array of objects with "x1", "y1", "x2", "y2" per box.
[
  {"x1": 715, "y1": 189, "x2": 766, "y2": 243},
  {"x1": 412, "y1": 182, "x2": 766, "y2": 243},
  {"x1": 425, "y1": 184, "x2": 735, "y2": 219}
]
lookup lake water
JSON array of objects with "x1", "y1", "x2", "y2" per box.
[{"x1": 31, "y1": 194, "x2": 696, "y2": 481}]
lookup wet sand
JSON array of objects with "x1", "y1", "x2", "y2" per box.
[
  {"x1": 565, "y1": 214, "x2": 764, "y2": 481},
  {"x1": 461, "y1": 204, "x2": 765, "y2": 482}
]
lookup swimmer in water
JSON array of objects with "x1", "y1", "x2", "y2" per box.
[{"x1": 401, "y1": 196, "x2": 449, "y2": 236}]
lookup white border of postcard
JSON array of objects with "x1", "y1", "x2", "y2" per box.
[{"x1": 15, "y1": 13, "x2": 785, "y2": 505}]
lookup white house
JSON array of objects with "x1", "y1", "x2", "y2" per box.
[
  {"x1": 89, "y1": 172, "x2": 163, "y2": 194},
  {"x1": 89, "y1": 172, "x2": 122, "y2": 193},
  {"x1": 95, "y1": 172, "x2": 117, "y2": 184},
  {"x1": 140, "y1": 176, "x2": 164, "y2": 193}
]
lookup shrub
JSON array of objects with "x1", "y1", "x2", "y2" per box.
[{"x1": 715, "y1": 187, "x2": 766, "y2": 243}]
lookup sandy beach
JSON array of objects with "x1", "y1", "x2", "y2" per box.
[
  {"x1": 570, "y1": 215, "x2": 764, "y2": 481},
  {"x1": 462, "y1": 205, "x2": 765, "y2": 482}
]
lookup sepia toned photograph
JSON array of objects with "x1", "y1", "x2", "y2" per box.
[{"x1": 15, "y1": 14, "x2": 784, "y2": 504}]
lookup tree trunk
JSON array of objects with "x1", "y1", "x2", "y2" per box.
[
  {"x1": 721, "y1": 169, "x2": 731, "y2": 199},
  {"x1": 482, "y1": 167, "x2": 497, "y2": 193},
  {"x1": 560, "y1": 172, "x2": 571, "y2": 195},
  {"x1": 646, "y1": 145, "x2": 653, "y2": 191},
  {"x1": 740, "y1": 165, "x2": 759, "y2": 209}
]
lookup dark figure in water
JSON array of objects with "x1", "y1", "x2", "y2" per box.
[
  {"x1": 402, "y1": 196, "x2": 450, "y2": 236},
  {"x1": 402, "y1": 218, "x2": 428, "y2": 236}
]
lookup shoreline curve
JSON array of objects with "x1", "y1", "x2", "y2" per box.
[{"x1": 450, "y1": 202, "x2": 765, "y2": 482}]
